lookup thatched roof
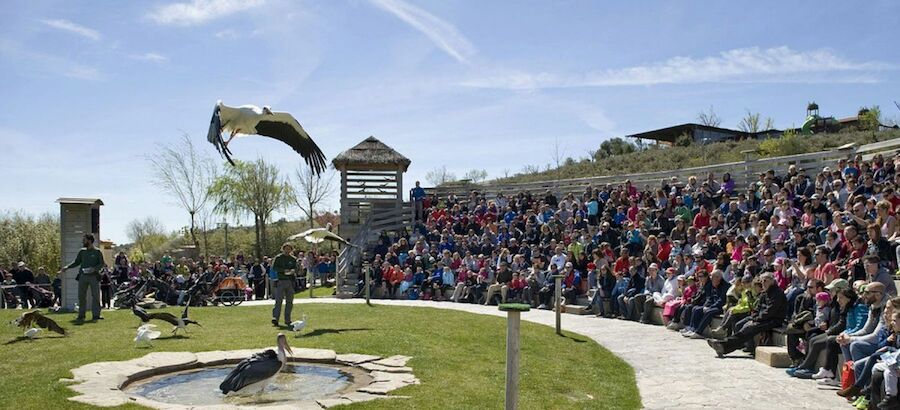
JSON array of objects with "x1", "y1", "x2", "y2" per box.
[{"x1": 332, "y1": 136, "x2": 411, "y2": 171}]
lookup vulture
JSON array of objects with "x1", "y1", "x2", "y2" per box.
[
  {"x1": 207, "y1": 101, "x2": 327, "y2": 174},
  {"x1": 10, "y1": 310, "x2": 66, "y2": 336},
  {"x1": 219, "y1": 333, "x2": 293, "y2": 395}
]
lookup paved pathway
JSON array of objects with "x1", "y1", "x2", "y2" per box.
[{"x1": 244, "y1": 298, "x2": 847, "y2": 409}]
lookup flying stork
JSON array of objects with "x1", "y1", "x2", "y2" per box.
[
  {"x1": 219, "y1": 333, "x2": 293, "y2": 395},
  {"x1": 207, "y1": 101, "x2": 327, "y2": 174}
]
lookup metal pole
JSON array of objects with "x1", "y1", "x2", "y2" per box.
[
  {"x1": 223, "y1": 222, "x2": 229, "y2": 260},
  {"x1": 364, "y1": 260, "x2": 371, "y2": 306},
  {"x1": 499, "y1": 303, "x2": 529, "y2": 410},
  {"x1": 552, "y1": 275, "x2": 564, "y2": 335}
]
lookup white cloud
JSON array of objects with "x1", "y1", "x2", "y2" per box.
[
  {"x1": 0, "y1": 39, "x2": 101, "y2": 80},
  {"x1": 130, "y1": 52, "x2": 168, "y2": 63},
  {"x1": 370, "y1": 0, "x2": 475, "y2": 64},
  {"x1": 147, "y1": 0, "x2": 264, "y2": 26},
  {"x1": 38, "y1": 19, "x2": 101, "y2": 41},
  {"x1": 462, "y1": 46, "x2": 893, "y2": 90}
]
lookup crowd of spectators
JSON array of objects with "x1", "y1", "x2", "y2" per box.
[
  {"x1": 1, "y1": 249, "x2": 339, "y2": 309},
  {"x1": 361, "y1": 153, "x2": 900, "y2": 409}
]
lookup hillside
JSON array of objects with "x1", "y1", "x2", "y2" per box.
[{"x1": 495, "y1": 129, "x2": 900, "y2": 184}]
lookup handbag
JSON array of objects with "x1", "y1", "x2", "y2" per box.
[{"x1": 840, "y1": 360, "x2": 855, "y2": 391}]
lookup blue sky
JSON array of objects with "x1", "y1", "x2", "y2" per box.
[{"x1": 2, "y1": 0, "x2": 899, "y2": 244}]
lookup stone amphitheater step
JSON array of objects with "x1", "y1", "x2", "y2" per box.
[{"x1": 755, "y1": 346, "x2": 793, "y2": 368}]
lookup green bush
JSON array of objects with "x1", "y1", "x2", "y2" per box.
[{"x1": 757, "y1": 130, "x2": 806, "y2": 157}]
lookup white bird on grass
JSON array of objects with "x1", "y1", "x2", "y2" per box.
[
  {"x1": 289, "y1": 314, "x2": 308, "y2": 337},
  {"x1": 24, "y1": 327, "x2": 42, "y2": 339},
  {"x1": 135, "y1": 324, "x2": 162, "y2": 347}
]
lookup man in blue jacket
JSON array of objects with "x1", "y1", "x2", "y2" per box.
[{"x1": 682, "y1": 269, "x2": 730, "y2": 338}]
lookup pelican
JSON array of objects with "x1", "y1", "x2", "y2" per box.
[
  {"x1": 289, "y1": 314, "x2": 308, "y2": 337},
  {"x1": 287, "y1": 228, "x2": 352, "y2": 246},
  {"x1": 135, "y1": 324, "x2": 162, "y2": 347},
  {"x1": 219, "y1": 333, "x2": 293, "y2": 395},
  {"x1": 144, "y1": 301, "x2": 201, "y2": 335},
  {"x1": 11, "y1": 310, "x2": 66, "y2": 336},
  {"x1": 207, "y1": 101, "x2": 327, "y2": 174}
]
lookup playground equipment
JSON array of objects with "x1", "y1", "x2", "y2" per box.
[{"x1": 801, "y1": 102, "x2": 841, "y2": 135}]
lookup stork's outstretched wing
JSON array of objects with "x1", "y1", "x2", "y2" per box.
[
  {"x1": 219, "y1": 349, "x2": 282, "y2": 394},
  {"x1": 254, "y1": 112, "x2": 326, "y2": 174},
  {"x1": 207, "y1": 103, "x2": 235, "y2": 165},
  {"x1": 133, "y1": 306, "x2": 150, "y2": 323},
  {"x1": 147, "y1": 312, "x2": 180, "y2": 326},
  {"x1": 287, "y1": 228, "x2": 351, "y2": 245}
]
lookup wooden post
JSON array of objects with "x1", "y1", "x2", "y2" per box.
[
  {"x1": 552, "y1": 275, "x2": 564, "y2": 335},
  {"x1": 499, "y1": 303, "x2": 530, "y2": 410}
]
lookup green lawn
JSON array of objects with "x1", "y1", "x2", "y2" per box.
[{"x1": 0, "y1": 304, "x2": 640, "y2": 410}]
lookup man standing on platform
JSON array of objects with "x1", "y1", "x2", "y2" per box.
[
  {"x1": 272, "y1": 243, "x2": 298, "y2": 326},
  {"x1": 411, "y1": 181, "x2": 426, "y2": 221},
  {"x1": 60, "y1": 233, "x2": 106, "y2": 322}
]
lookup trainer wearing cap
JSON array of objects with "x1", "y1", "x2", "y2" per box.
[
  {"x1": 60, "y1": 233, "x2": 106, "y2": 321},
  {"x1": 271, "y1": 242, "x2": 298, "y2": 326}
]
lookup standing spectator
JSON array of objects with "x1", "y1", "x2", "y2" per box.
[
  {"x1": 411, "y1": 181, "x2": 427, "y2": 221},
  {"x1": 13, "y1": 262, "x2": 34, "y2": 309}
]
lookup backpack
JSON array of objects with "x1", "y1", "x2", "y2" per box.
[{"x1": 840, "y1": 360, "x2": 855, "y2": 391}]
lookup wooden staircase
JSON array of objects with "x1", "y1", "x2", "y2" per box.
[{"x1": 336, "y1": 203, "x2": 415, "y2": 298}]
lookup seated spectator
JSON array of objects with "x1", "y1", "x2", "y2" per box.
[
  {"x1": 707, "y1": 272, "x2": 787, "y2": 357},
  {"x1": 681, "y1": 269, "x2": 730, "y2": 339},
  {"x1": 640, "y1": 266, "x2": 678, "y2": 324}
]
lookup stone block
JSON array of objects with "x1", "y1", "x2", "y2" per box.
[{"x1": 755, "y1": 346, "x2": 792, "y2": 368}]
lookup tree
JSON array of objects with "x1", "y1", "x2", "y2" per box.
[
  {"x1": 737, "y1": 110, "x2": 774, "y2": 133},
  {"x1": 696, "y1": 105, "x2": 722, "y2": 127},
  {"x1": 292, "y1": 165, "x2": 336, "y2": 229},
  {"x1": 0, "y1": 211, "x2": 60, "y2": 271},
  {"x1": 674, "y1": 132, "x2": 693, "y2": 147},
  {"x1": 598, "y1": 137, "x2": 636, "y2": 157},
  {"x1": 146, "y1": 134, "x2": 217, "y2": 250},
  {"x1": 859, "y1": 106, "x2": 882, "y2": 131},
  {"x1": 208, "y1": 158, "x2": 292, "y2": 259},
  {"x1": 126, "y1": 216, "x2": 167, "y2": 254},
  {"x1": 425, "y1": 166, "x2": 457, "y2": 186},
  {"x1": 463, "y1": 169, "x2": 488, "y2": 183}
]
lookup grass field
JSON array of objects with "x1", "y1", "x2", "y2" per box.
[{"x1": 0, "y1": 304, "x2": 640, "y2": 410}]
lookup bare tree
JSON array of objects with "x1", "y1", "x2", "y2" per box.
[
  {"x1": 697, "y1": 105, "x2": 722, "y2": 127},
  {"x1": 147, "y1": 134, "x2": 217, "y2": 250},
  {"x1": 551, "y1": 137, "x2": 566, "y2": 182},
  {"x1": 293, "y1": 165, "x2": 336, "y2": 229},
  {"x1": 425, "y1": 166, "x2": 457, "y2": 186},
  {"x1": 738, "y1": 110, "x2": 774, "y2": 133},
  {"x1": 502, "y1": 168, "x2": 511, "y2": 178},
  {"x1": 126, "y1": 216, "x2": 166, "y2": 253},
  {"x1": 463, "y1": 169, "x2": 488, "y2": 183}
]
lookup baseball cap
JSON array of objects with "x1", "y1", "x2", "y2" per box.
[
  {"x1": 17, "y1": 261, "x2": 25, "y2": 267},
  {"x1": 741, "y1": 274, "x2": 753, "y2": 283},
  {"x1": 825, "y1": 278, "x2": 850, "y2": 292},
  {"x1": 815, "y1": 292, "x2": 831, "y2": 303}
]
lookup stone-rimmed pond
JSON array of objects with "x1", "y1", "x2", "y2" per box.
[{"x1": 62, "y1": 349, "x2": 418, "y2": 409}]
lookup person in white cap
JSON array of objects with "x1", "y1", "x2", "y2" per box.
[{"x1": 13, "y1": 261, "x2": 34, "y2": 309}]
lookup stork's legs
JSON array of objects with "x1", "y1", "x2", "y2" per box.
[{"x1": 224, "y1": 129, "x2": 241, "y2": 146}]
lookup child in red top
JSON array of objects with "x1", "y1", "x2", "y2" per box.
[
  {"x1": 508, "y1": 272, "x2": 526, "y2": 301},
  {"x1": 773, "y1": 257, "x2": 791, "y2": 290}
]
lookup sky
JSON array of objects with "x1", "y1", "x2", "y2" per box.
[{"x1": 2, "y1": 0, "x2": 899, "y2": 244}]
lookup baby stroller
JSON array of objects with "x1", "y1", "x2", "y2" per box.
[
  {"x1": 26, "y1": 285, "x2": 55, "y2": 308},
  {"x1": 1, "y1": 285, "x2": 19, "y2": 308}
]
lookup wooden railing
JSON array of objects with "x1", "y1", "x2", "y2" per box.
[{"x1": 434, "y1": 136, "x2": 900, "y2": 199}]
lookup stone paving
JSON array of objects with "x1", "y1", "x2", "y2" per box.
[{"x1": 246, "y1": 297, "x2": 849, "y2": 409}]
